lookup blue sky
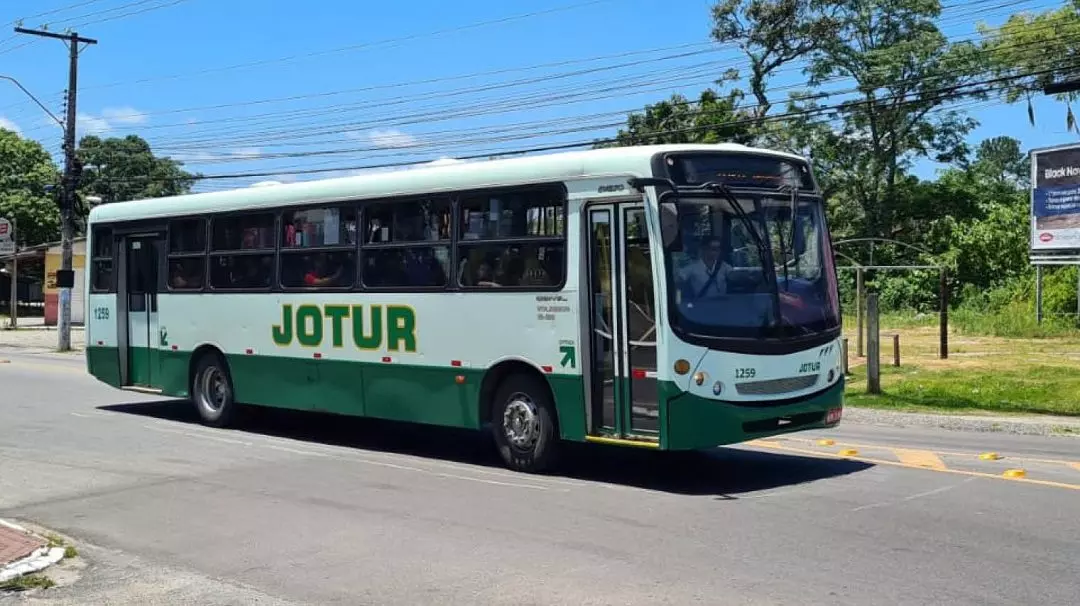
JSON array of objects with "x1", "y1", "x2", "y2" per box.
[{"x1": 0, "y1": 0, "x2": 1076, "y2": 192}]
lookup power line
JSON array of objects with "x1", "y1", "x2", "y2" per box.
[
  {"x1": 129, "y1": 27, "x2": 1080, "y2": 152},
  {"x1": 85, "y1": 60, "x2": 1078, "y2": 186},
  {"x1": 69, "y1": 9, "x2": 1074, "y2": 149},
  {"x1": 80, "y1": 0, "x2": 617, "y2": 90}
]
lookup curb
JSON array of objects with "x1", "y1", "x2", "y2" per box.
[
  {"x1": 0, "y1": 519, "x2": 67, "y2": 585},
  {"x1": 843, "y1": 406, "x2": 1080, "y2": 437}
]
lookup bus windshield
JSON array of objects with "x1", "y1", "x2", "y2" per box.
[{"x1": 666, "y1": 194, "x2": 840, "y2": 341}]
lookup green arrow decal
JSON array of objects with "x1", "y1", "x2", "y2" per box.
[{"x1": 559, "y1": 344, "x2": 576, "y2": 369}]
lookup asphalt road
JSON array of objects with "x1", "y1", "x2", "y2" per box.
[{"x1": 1, "y1": 348, "x2": 1078, "y2": 605}]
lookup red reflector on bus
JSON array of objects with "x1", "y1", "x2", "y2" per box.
[
  {"x1": 97, "y1": 340, "x2": 104, "y2": 346},
  {"x1": 826, "y1": 407, "x2": 842, "y2": 424},
  {"x1": 631, "y1": 369, "x2": 646, "y2": 379},
  {"x1": 171, "y1": 345, "x2": 178, "y2": 351},
  {"x1": 542, "y1": 365, "x2": 553, "y2": 373},
  {"x1": 455, "y1": 375, "x2": 465, "y2": 384},
  {"x1": 451, "y1": 360, "x2": 462, "y2": 367},
  {"x1": 382, "y1": 356, "x2": 392, "y2": 363},
  {"x1": 313, "y1": 353, "x2": 322, "y2": 359},
  {"x1": 245, "y1": 349, "x2": 254, "y2": 355}
]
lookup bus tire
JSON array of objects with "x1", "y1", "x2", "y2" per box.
[
  {"x1": 491, "y1": 373, "x2": 560, "y2": 473},
  {"x1": 191, "y1": 352, "x2": 237, "y2": 428}
]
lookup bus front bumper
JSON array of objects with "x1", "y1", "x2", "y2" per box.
[{"x1": 662, "y1": 377, "x2": 844, "y2": 450}]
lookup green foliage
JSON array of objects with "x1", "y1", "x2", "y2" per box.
[
  {"x1": 711, "y1": 0, "x2": 841, "y2": 131},
  {"x1": 977, "y1": 3, "x2": 1080, "y2": 131},
  {"x1": 599, "y1": 89, "x2": 755, "y2": 147},
  {"x1": 77, "y1": 134, "x2": 200, "y2": 208},
  {"x1": 0, "y1": 129, "x2": 62, "y2": 246}
]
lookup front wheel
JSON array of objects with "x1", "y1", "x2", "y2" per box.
[
  {"x1": 191, "y1": 353, "x2": 237, "y2": 428},
  {"x1": 491, "y1": 373, "x2": 560, "y2": 473}
]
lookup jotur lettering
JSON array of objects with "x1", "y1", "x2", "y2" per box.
[{"x1": 272, "y1": 304, "x2": 417, "y2": 352}]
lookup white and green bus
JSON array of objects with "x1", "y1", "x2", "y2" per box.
[{"x1": 84, "y1": 143, "x2": 844, "y2": 472}]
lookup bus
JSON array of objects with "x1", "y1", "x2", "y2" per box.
[{"x1": 84, "y1": 143, "x2": 844, "y2": 473}]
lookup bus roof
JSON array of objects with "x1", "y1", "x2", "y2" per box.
[{"x1": 88, "y1": 143, "x2": 808, "y2": 224}]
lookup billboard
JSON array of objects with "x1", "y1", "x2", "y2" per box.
[{"x1": 1031, "y1": 143, "x2": 1080, "y2": 251}]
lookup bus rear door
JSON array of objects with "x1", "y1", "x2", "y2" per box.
[{"x1": 118, "y1": 233, "x2": 164, "y2": 389}]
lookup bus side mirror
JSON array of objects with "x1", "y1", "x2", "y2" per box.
[{"x1": 660, "y1": 201, "x2": 682, "y2": 251}]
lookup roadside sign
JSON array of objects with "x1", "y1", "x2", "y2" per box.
[{"x1": 0, "y1": 217, "x2": 12, "y2": 255}]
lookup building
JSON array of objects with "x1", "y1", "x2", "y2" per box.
[
  {"x1": 1, "y1": 236, "x2": 86, "y2": 325},
  {"x1": 43, "y1": 237, "x2": 86, "y2": 326}
]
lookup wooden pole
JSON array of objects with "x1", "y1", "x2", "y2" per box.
[
  {"x1": 939, "y1": 268, "x2": 949, "y2": 360},
  {"x1": 892, "y1": 334, "x2": 900, "y2": 367},
  {"x1": 867, "y1": 293, "x2": 881, "y2": 394},
  {"x1": 856, "y1": 268, "x2": 865, "y2": 357}
]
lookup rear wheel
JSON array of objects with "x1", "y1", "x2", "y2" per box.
[
  {"x1": 191, "y1": 352, "x2": 237, "y2": 428},
  {"x1": 491, "y1": 373, "x2": 560, "y2": 473}
]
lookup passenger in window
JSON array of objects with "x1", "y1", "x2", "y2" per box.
[
  {"x1": 304, "y1": 255, "x2": 343, "y2": 287},
  {"x1": 170, "y1": 261, "x2": 193, "y2": 289}
]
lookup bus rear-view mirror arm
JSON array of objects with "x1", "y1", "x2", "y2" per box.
[{"x1": 628, "y1": 177, "x2": 682, "y2": 251}]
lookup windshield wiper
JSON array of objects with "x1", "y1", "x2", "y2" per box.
[
  {"x1": 698, "y1": 181, "x2": 770, "y2": 270},
  {"x1": 700, "y1": 180, "x2": 785, "y2": 334}
]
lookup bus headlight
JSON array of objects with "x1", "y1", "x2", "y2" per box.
[{"x1": 693, "y1": 371, "x2": 707, "y2": 386}]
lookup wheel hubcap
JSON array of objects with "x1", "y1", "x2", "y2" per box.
[
  {"x1": 503, "y1": 394, "x2": 540, "y2": 450},
  {"x1": 200, "y1": 367, "x2": 229, "y2": 412}
]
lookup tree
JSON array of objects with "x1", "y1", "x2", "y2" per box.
[
  {"x1": 793, "y1": 0, "x2": 987, "y2": 240},
  {"x1": 76, "y1": 134, "x2": 200, "y2": 208},
  {"x1": 977, "y1": 1, "x2": 1080, "y2": 131},
  {"x1": 711, "y1": 0, "x2": 842, "y2": 143},
  {"x1": 599, "y1": 89, "x2": 755, "y2": 148},
  {"x1": 0, "y1": 128, "x2": 61, "y2": 246}
]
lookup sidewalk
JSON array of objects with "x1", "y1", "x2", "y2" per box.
[
  {"x1": 0, "y1": 317, "x2": 84, "y2": 353},
  {"x1": 0, "y1": 523, "x2": 44, "y2": 570}
]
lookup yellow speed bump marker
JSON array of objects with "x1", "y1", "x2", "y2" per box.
[
  {"x1": 817, "y1": 439, "x2": 836, "y2": 446},
  {"x1": 839, "y1": 448, "x2": 859, "y2": 457},
  {"x1": 1003, "y1": 469, "x2": 1026, "y2": 479},
  {"x1": 979, "y1": 452, "x2": 1002, "y2": 461}
]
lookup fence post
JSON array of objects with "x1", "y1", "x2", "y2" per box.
[
  {"x1": 1036, "y1": 265, "x2": 1043, "y2": 325},
  {"x1": 841, "y1": 337, "x2": 850, "y2": 375},
  {"x1": 892, "y1": 334, "x2": 900, "y2": 367},
  {"x1": 939, "y1": 268, "x2": 949, "y2": 360},
  {"x1": 856, "y1": 267, "x2": 865, "y2": 357},
  {"x1": 867, "y1": 293, "x2": 881, "y2": 394}
]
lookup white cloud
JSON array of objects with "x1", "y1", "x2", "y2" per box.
[
  {"x1": 77, "y1": 113, "x2": 112, "y2": 136},
  {"x1": 230, "y1": 147, "x2": 262, "y2": 159},
  {"x1": 366, "y1": 128, "x2": 418, "y2": 149},
  {"x1": 76, "y1": 106, "x2": 149, "y2": 136},
  {"x1": 169, "y1": 150, "x2": 217, "y2": 163},
  {"x1": 0, "y1": 117, "x2": 21, "y2": 136},
  {"x1": 424, "y1": 157, "x2": 465, "y2": 167},
  {"x1": 102, "y1": 106, "x2": 147, "y2": 125}
]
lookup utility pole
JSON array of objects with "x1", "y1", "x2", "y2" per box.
[{"x1": 15, "y1": 27, "x2": 97, "y2": 351}]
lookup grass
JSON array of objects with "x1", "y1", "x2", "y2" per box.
[
  {"x1": 841, "y1": 320, "x2": 1080, "y2": 417},
  {"x1": 0, "y1": 574, "x2": 55, "y2": 592}
]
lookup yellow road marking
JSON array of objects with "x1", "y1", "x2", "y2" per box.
[
  {"x1": 779, "y1": 436, "x2": 1080, "y2": 469},
  {"x1": 893, "y1": 448, "x2": 947, "y2": 471},
  {"x1": 1070, "y1": 463, "x2": 1080, "y2": 473},
  {"x1": 747, "y1": 440, "x2": 1080, "y2": 491}
]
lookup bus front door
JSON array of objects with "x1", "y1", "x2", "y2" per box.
[
  {"x1": 585, "y1": 202, "x2": 659, "y2": 443},
  {"x1": 119, "y1": 234, "x2": 162, "y2": 388}
]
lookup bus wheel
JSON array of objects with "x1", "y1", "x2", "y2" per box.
[
  {"x1": 192, "y1": 353, "x2": 236, "y2": 428},
  {"x1": 491, "y1": 373, "x2": 560, "y2": 473}
]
